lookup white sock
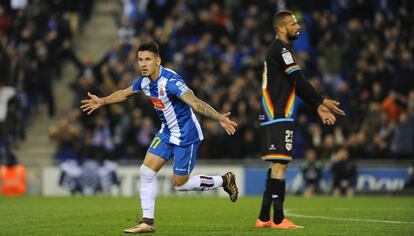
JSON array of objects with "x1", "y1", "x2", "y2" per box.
[
  {"x1": 175, "y1": 175, "x2": 223, "y2": 191},
  {"x1": 139, "y1": 165, "x2": 157, "y2": 219}
]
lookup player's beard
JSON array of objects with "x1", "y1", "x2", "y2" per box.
[{"x1": 287, "y1": 31, "x2": 299, "y2": 41}]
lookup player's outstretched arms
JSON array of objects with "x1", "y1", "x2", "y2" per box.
[
  {"x1": 322, "y1": 99, "x2": 346, "y2": 116},
  {"x1": 180, "y1": 90, "x2": 238, "y2": 135},
  {"x1": 317, "y1": 104, "x2": 336, "y2": 125},
  {"x1": 80, "y1": 92, "x2": 105, "y2": 115},
  {"x1": 80, "y1": 87, "x2": 134, "y2": 115},
  {"x1": 218, "y1": 112, "x2": 238, "y2": 135}
]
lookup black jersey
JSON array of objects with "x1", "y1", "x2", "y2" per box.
[{"x1": 261, "y1": 39, "x2": 300, "y2": 121}]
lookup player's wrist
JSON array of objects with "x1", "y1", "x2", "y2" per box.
[
  {"x1": 217, "y1": 114, "x2": 226, "y2": 122},
  {"x1": 102, "y1": 97, "x2": 107, "y2": 105}
]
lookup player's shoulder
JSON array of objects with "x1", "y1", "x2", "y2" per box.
[
  {"x1": 162, "y1": 67, "x2": 185, "y2": 86},
  {"x1": 161, "y1": 67, "x2": 181, "y2": 80},
  {"x1": 269, "y1": 39, "x2": 293, "y2": 54},
  {"x1": 269, "y1": 39, "x2": 295, "y2": 65}
]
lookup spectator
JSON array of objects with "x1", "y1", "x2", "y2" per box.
[
  {"x1": 391, "y1": 111, "x2": 414, "y2": 158},
  {"x1": 0, "y1": 81, "x2": 16, "y2": 163},
  {"x1": 331, "y1": 148, "x2": 357, "y2": 197},
  {"x1": 301, "y1": 149, "x2": 323, "y2": 197},
  {"x1": 49, "y1": 114, "x2": 81, "y2": 162},
  {"x1": 0, "y1": 152, "x2": 26, "y2": 196}
]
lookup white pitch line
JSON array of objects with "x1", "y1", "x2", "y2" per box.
[{"x1": 286, "y1": 212, "x2": 414, "y2": 225}]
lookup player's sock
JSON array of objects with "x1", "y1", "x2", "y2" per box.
[
  {"x1": 258, "y1": 169, "x2": 271, "y2": 221},
  {"x1": 174, "y1": 175, "x2": 223, "y2": 191},
  {"x1": 139, "y1": 165, "x2": 157, "y2": 221},
  {"x1": 270, "y1": 178, "x2": 286, "y2": 224}
]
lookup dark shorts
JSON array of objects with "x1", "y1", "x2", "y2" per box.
[{"x1": 260, "y1": 118, "x2": 294, "y2": 162}]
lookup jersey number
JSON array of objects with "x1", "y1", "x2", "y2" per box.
[
  {"x1": 285, "y1": 130, "x2": 293, "y2": 143},
  {"x1": 150, "y1": 137, "x2": 161, "y2": 149}
]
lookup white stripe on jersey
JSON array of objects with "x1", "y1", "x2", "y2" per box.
[
  {"x1": 163, "y1": 67, "x2": 177, "y2": 74},
  {"x1": 158, "y1": 77, "x2": 182, "y2": 145},
  {"x1": 159, "y1": 123, "x2": 165, "y2": 133},
  {"x1": 191, "y1": 110, "x2": 204, "y2": 141},
  {"x1": 140, "y1": 77, "x2": 151, "y2": 96},
  {"x1": 188, "y1": 143, "x2": 193, "y2": 175}
]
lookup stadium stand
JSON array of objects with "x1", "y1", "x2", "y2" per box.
[{"x1": 1, "y1": 0, "x2": 413, "y2": 169}]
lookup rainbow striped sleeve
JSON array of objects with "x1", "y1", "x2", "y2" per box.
[
  {"x1": 262, "y1": 89, "x2": 274, "y2": 120},
  {"x1": 284, "y1": 64, "x2": 301, "y2": 75},
  {"x1": 284, "y1": 87, "x2": 296, "y2": 118}
]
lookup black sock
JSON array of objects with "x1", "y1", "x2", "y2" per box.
[
  {"x1": 142, "y1": 218, "x2": 154, "y2": 225},
  {"x1": 258, "y1": 169, "x2": 271, "y2": 221},
  {"x1": 269, "y1": 178, "x2": 285, "y2": 224}
]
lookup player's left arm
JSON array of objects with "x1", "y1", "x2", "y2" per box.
[
  {"x1": 180, "y1": 90, "x2": 237, "y2": 135},
  {"x1": 277, "y1": 48, "x2": 345, "y2": 116},
  {"x1": 291, "y1": 70, "x2": 345, "y2": 116}
]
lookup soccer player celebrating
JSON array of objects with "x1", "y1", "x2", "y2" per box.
[
  {"x1": 81, "y1": 42, "x2": 239, "y2": 234},
  {"x1": 255, "y1": 11, "x2": 345, "y2": 229}
]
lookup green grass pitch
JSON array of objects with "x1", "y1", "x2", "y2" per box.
[{"x1": 1, "y1": 196, "x2": 413, "y2": 235}]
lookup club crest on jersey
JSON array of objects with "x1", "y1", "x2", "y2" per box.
[
  {"x1": 150, "y1": 97, "x2": 166, "y2": 110},
  {"x1": 159, "y1": 86, "x2": 165, "y2": 96},
  {"x1": 286, "y1": 143, "x2": 292, "y2": 151}
]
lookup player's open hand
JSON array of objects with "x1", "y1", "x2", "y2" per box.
[
  {"x1": 323, "y1": 99, "x2": 345, "y2": 116},
  {"x1": 80, "y1": 92, "x2": 104, "y2": 115},
  {"x1": 219, "y1": 112, "x2": 238, "y2": 135},
  {"x1": 317, "y1": 105, "x2": 336, "y2": 125}
]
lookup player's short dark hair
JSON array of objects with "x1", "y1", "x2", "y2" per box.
[
  {"x1": 273, "y1": 10, "x2": 294, "y2": 28},
  {"x1": 138, "y1": 42, "x2": 160, "y2": 56}
]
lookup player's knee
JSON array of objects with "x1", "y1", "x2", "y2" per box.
[
  {"x1": 173, "y1": 177, "x2": 190, "y2": 191},
  {"x1": 172, "y1": 178, "x2": 187, "y2": 188},
  {"x1": 174, "y1": 183, "x2": 187, "y2": 191},
  {"x1": 140, "y1": 165, "x2": 156, "y2": 181},
  {"x1": 271, "y1": 163, "x2": 288, "y2": 178}
]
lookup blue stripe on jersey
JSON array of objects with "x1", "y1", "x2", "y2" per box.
[
  {"x1": 166, "y1": 91, "x2": 199, "y2": 145},
  {"x1": 134, "y1": 66, "x2": 203, "y2": 146}
]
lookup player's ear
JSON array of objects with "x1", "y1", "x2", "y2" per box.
[
  {"x1": 275, "y1": 25, "x2": 284, "y2": 34},
  {"x1": 157, "y1": 57, "x2": 161, "y2": 66}
]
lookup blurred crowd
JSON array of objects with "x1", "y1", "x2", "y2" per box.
[
  {"x1": 2, "y1": 0, "x2": 413, "y2": 170},
  {"x1": 50, "y1": 0, "x2": 413, "y2": 166},
  {"x1": 0, "y1": 0, "x2": 93, "y2": 164}
]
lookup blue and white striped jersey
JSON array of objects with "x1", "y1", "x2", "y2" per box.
[{"x1": 131, "y1": 66, "x2": 204, "y2": 146}]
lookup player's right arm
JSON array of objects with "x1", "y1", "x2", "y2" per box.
[{"x1": 80, "y1": 87, "x2": 134, "y2": 115}]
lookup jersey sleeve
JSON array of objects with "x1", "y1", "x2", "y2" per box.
[
  {"x1": 271, "y1": 44, "x2": 323, "y2": 108},
  {"x1": 273, "y1": 46, "x2": 301, "y2": 75},
  {"x1": 166, "y1": 77, "x2": 190, "y2": 97},
  {"x1": 131, "y1": 77, "x2": 144, "y2": 93}
]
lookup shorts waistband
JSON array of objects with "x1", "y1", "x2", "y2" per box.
[{"x1": 260, "y1": 118, "x2": 294, "y2": 126}]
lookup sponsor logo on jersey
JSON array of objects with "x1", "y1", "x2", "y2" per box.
[
  {"x1": 282, "y1": 51, "x2": 294, "y2": 65},
  {"x1": 269, "y1": 144, "x2": 277, "y2": 150},
  {"x1": 150, "y1": 97, "x2": 166, "y2": 110},
  {"x1": 176, "y1": 81, "x2": 187, "y2": 91}
]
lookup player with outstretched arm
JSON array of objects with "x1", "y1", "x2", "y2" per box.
[{"x1": 81, "y1": 42, "x2": 239, "y2": 234}]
